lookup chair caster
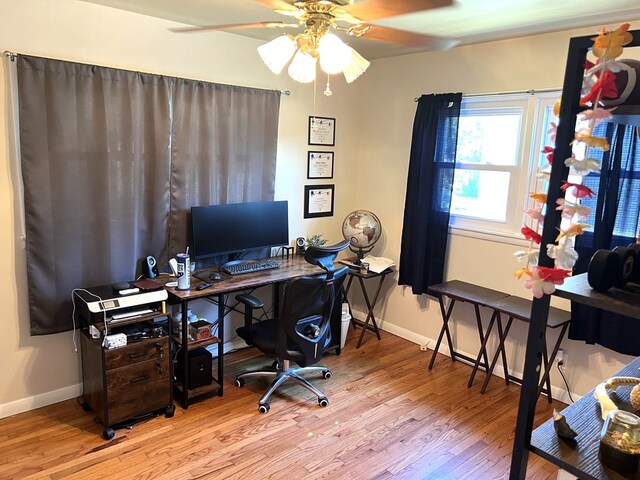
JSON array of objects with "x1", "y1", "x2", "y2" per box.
[
  {"x1": 165, "y1": 405, "x2": 175, "y2": 418},
  {"x1": 258, "y1": 403, "x2": 270, "y2": 414},
  {"x1": 236, "y1": 378, "x2": 245, "y2": 388},
  {"x1": 322, "y1": 369, "x2": 332, "y2": 379},
  {"x1": 102, "y1": 427, "x2": 115, "y2": 440},
  {"x1": 80, "y1": 401, "x2": 91, "y2": 412},
  {"x1": 272, "y1": 360, "x2": 280, "y2": 370},
  {"x1": 318, "y1": 397, "x2": 329, "y2": 408}
]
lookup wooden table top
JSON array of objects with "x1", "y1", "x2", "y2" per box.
[
  {"x1": 485, "y1": 295, "x2": 571, "y2": 328},
  {"x1": 426, "y1": 280, "x2": 510, "y2": 306},
  {"x1": 157, "y1": 255, "x2": 324, "y2": 301}
]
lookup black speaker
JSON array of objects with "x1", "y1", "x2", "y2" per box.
[
  {"x1": 295, "y1": 237, "x2": 306, "y2": 255},
  {"x1": 176, "y1": 347, "x2": 212, "y2": 389},
  {"x1": 142, "y1": 255, "x2": 159, "y2": 278}
]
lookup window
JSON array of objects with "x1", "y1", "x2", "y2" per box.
[{"x1": 450, "y1": 92, "x2": 560, "y2": 240}]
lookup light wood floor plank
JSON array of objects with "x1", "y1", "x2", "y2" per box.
[{"x1": 0, "y1": 329, "x2": 562, "y2": 479}]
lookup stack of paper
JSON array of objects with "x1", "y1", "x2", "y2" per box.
[{"x1": 363, "y1": 256, "x2": 395, "y2": 274}]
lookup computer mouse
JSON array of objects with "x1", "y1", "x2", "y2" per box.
[{"x1": 210, "y1": 272, "x2": 222, "y2": 281}]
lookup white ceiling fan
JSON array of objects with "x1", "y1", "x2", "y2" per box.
[{"x1": 172, "y1": 0, "x2": 459, "y2": 85}]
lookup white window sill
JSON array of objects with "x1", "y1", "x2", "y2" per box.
[{"x1": 449, "y1": 224, "x2": 532, "y2": 248}]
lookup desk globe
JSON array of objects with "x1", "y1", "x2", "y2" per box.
[{"x1": 342, "y1": 210, "x2": 382, "y2": 262}]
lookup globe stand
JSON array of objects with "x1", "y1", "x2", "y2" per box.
[{"x1": 350, "y1": 245, "x2": 373, "y2": 264}]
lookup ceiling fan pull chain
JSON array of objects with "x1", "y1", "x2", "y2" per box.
[
  {"x1": 324, "y1": 74, "x2": 332, "y2": 97},
  {"x1": 313, "y1": 75, "x2": 317, "y2": 119}
]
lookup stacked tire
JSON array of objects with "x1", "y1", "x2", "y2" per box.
[{"x1": 587, "y1": 244, "x2": 640, "y2": 292}]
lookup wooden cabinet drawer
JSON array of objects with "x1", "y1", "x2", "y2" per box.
[
  {"x1": 106, "y1": 377, "x2": 169, "y2": 424},
  {"x1": 105, "y1": 359, "x2": 169, "y2": 424},
  {"x1": 105, "y1": 337, "x2": 168, "y2": 369},
  {"x1": 106, "y1": 358, "x2": 168, "y2": 392}
]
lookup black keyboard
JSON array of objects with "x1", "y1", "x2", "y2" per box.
[{"x1": 221, "y1": 259, "x2": 280, "y2": 276}]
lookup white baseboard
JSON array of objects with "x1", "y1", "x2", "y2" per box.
[
  {"x1": 1, "y1": 315, "x2": 577, "y2": 419},
  {"x1": 357, "y1": 309, "x2": 577, "y2": 405},
  {"x1": 0, "y1": 383, "x2": 82, "y2": 420}
]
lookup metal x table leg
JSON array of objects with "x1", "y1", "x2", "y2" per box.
[{"x1": 429, "y1": 295, "x2": 457, "y2": 369}]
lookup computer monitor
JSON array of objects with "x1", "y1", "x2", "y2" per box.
[{"x1": 191, "y1": 201, "x2": 289, "y2": 261}]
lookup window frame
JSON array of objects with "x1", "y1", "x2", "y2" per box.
[{"x1": 449, "y1": 90, "x2": 561, "y2": 245}]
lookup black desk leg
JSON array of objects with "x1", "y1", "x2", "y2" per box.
[
  {"x1": 355, "y1": 276, "x2": 383, "y2": 348},
  {"x1": 181, "y1": 300, "x2": 190, "y2": 409},
  {"x1": 536, "y1": 322, "x2": 569, "y2": 403},
  {"x1": 480, "y1": 315, "x2": 514, "y2": 394},
  {"x1": 429, "y1": 296, "x2": 456, "y2": 369},
  {"x1": 217, "y1": 293, "x2": 225, "y2": 397},
  {"x1": 468, "y1": 309, "x2": 497, "y2": 388}
]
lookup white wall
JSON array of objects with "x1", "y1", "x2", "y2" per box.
[
  {"x1": 0, "y1": 0, "x2": 360, "y2": 416},
  {"x1": 356, "y1": 22, "x2": 640, "y2": 401}
]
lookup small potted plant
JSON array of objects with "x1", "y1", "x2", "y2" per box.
[{"x1": 306, "y1": 234, "x2": 327, "y2": 249}]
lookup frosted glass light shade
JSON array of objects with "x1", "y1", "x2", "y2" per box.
[
  {"x1": 343, "y1": 47, "x2": 370, "y2": 83},
  {"x1": 317, "y1": 33, "x2": 352, "y2": 75},
  {"x1": 257, "y1": 35, "x2": 297, "y2": 74},
  {"x1": 288, "y1": 49, "x2": 317, "y2": 83}
]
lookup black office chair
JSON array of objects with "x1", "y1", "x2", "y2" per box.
[{"x1": 235, "y1": 240, "x2": 349, "y2": 413}]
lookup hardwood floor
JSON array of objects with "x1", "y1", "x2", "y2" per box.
[{"x1": 0, "y1": 330, "x2": 563, "y2": 479}]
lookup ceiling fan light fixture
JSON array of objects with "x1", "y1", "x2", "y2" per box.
[
  {"x1": 342, "y1": 47, "x2": 370, "y2": 83},
  {"x1": 317, "y1": 33, "x2": 352, "y2": 75},
  {"x1": 288, "y1": 49, "x2": 317, "y2": 83},
  {"x1": 257, "y1": 35, "x2": 297, "y2": 74}
]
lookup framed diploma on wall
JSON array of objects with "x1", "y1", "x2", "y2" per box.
[
  {"x1": 307, "y1": 151, "x2": 334, "y2": 179},
  {"x1": 304, "y1": 184, "x2": 335, "y2": 218},
  {"x1": 308, "y1": 116, "x2": 336, "y2": 146}
]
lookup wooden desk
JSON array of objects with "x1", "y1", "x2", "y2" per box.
[{"x1": 160, "y1": 255, "x2": 325, "y2": 408}]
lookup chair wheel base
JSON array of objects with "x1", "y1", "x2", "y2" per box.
[
  {"x1": 258, "y1": 403, "x2": 270, "y2": 414},
  {"x1": 318, "y1": 397, "x2": 329, "y2": 408},
  {"x1": 235, "y1": 378, "x2": 244, "y2": 388},
  {"x1": 322, "y1": 370, "x2": 332, "y2": 379}
]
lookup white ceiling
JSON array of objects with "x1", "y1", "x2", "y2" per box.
[{"x1": 80, "y1": 0, "x2": 640, "y2": 59}]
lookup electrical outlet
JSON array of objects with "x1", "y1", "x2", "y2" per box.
[{"x1": 556, "y1": 349, "x2": 565, "y2": 366}]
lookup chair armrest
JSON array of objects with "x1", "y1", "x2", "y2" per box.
[
  {"x1": 235, "y1": 294, "x2": 264, "y2": 310},
  {"x1": 236, "y1": 294, "x2": 264, "y2": 334}
]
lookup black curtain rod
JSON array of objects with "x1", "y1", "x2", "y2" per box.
[{"x1": 414, "y1": 88, "x2": 560, "y2": 102}]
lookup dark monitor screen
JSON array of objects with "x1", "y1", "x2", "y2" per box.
[{"x1": 191, "y1": 201, "x2": 289, "y2": 260}]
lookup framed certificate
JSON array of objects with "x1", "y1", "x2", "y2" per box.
[
  {"x1": 304, "y1": 184, "x2": 335, "y2": 218},
  {"x1": 308, "y1": 116, "x2": 336, "y2": 146},
  {"x1": 307, "y1": 151, "x2": 334, "y2": 179}
]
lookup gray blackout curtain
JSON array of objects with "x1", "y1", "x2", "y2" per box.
[{"x1": 17, "y1": 55, "x2": 280, "y2": 335}]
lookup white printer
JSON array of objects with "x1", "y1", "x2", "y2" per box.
[{"x1": 74, "y1": 282, "x2": 168, "y2": 326}]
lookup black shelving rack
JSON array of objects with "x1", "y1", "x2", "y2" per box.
[{"x1": 509, "y1": 28, "x2": 640, "y2": 479}]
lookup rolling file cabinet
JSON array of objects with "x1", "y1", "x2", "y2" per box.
[{"x1": 74, "y1": 285, "x2": 174, "y2": 440}]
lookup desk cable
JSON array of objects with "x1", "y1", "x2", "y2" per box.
[{"x1": 71, "y1": 289, "x2": 107, "y2": 351}]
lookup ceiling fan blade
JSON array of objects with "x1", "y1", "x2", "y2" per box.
[
  {"x1": 170, "y1": 21, "x2": 298, "y2": 33},
  {"x1": 344, "y1": 0, "x2": 452, "y2": 22},
  {"x1": 355, "y1": 24, "x2": 459, "y2": 50},
  {"x1": 254, "y1": 0, "x2": 300, "y2": 12}
]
